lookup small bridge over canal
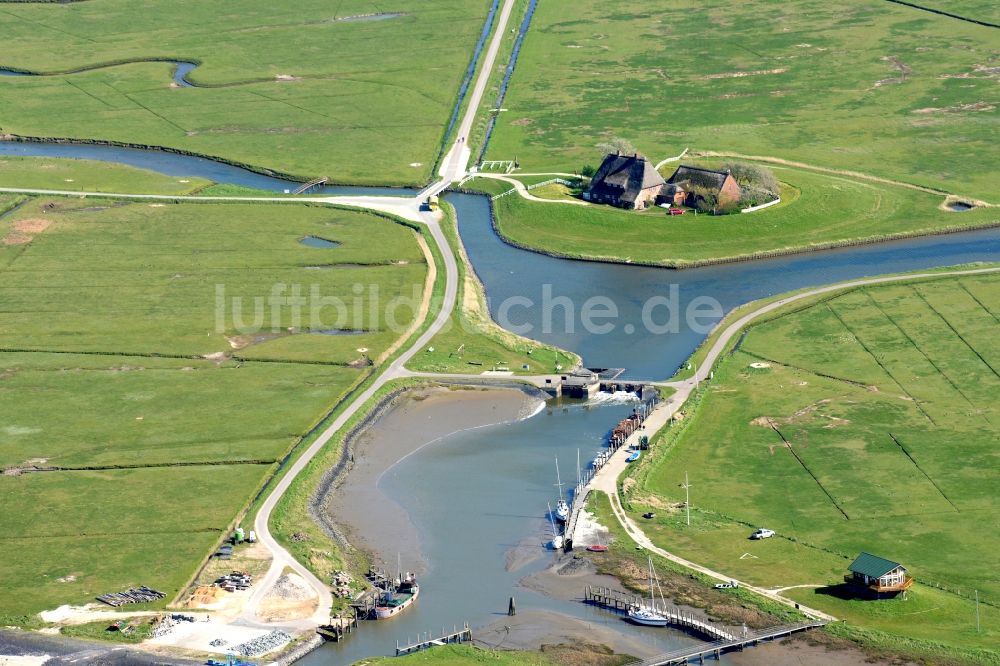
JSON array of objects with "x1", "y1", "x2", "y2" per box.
[{"x1": 292, "y1": 176, "x2": 329, "y2": 194}]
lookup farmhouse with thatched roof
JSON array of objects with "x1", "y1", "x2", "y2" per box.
[
  {"x1": 660, "y1": 164, "x2": 742, "y2": 208},
  {"x1": 585, "y1": 152, "x2": 665, "y2": 210}
]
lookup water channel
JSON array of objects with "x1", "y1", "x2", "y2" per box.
[{"x1": 2, "y1": 142, "x2": 998, "y2": 662}]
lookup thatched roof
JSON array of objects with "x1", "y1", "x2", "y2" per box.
[
  {"x1": 666, "y1": 164, "x2": 732, "y2": 192},
  {"x1": 588, "y1": 153, "x2": 665, "y2": 204}
]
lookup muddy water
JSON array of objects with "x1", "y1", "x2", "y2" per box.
[{"x1": 326, "y1": 386, "x2": 543, "y2": 572}]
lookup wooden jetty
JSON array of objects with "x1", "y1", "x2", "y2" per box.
[
  {"x1": 585, "y1": 586, "x2": 736, "y2": 641},
  {"x1": 627, "y1": 620, "x2": 829, "y2": 665},
  {"x1": 317, "y1": 614, "x2": 358, "y2": 642},
  {"x1": 563, "y1": 394, "x2": 659, "y2": 549},
  {"x1": 396, "y1": 623, "x2": 472, "y2": 656},
  {"x1": 350, "y1": 587, "x2": 378, "y2": 620},
  {"x1": 292, "y1": 176, "x2": 328, "y2": 194}
]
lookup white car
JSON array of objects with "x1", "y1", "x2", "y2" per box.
[{"x1": 750, "y1": 528, "x2": 775, "y2": 540}]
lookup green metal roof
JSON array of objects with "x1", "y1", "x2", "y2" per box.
[{"x1": 849, "y1": 552, "x2": 904, "y2": 578}]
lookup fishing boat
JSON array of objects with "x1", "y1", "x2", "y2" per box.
[
  {"x1": 553, "y1": 457, "x2": 570, "y2": 522},
  {"x1": 628, "y1": 556, "x2": 670, "y2": 626},
  {"x1": 547, "y1": 501, "x2": 564, "y2": 550},
  {"x1": 373, "y1": 556, "x2": 419, "y2": 619},
  {"x1": 626, "y1": 450, "x2": 640, "y2": 462}
]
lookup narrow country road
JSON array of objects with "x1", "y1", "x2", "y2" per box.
[{"x1": 240, "y1": 0, "x2": 517, "y2": 629}]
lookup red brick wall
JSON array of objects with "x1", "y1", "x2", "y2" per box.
[{"x1": 719, "y1": 175, "x2": 742, "y2": 206}]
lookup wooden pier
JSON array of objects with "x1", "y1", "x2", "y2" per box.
[
  {"x1": 585, "y1": 586, "x2": 736, "y2": 641},
  {"x1": 395, "y1": 623, "x2": 472, "y2": 656},
  {"x1": 563, "y1": 394, "x2": 659, "y2": 549},
  {"x1": 627, "y1": 620, "x2": 829, "y2": 665},
  {"x1": 292, "y1": 176, "x2": 328, "y2": 194},
  {"x1": 317, "y1": 614, "x2": 358, "y2": 642}
]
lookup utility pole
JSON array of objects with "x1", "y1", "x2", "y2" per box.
[
  {"x1": 976, "y1": 590, "x2": 981, "y2": 633},
  {"x1": 682, "y1": 471, "x2": 692, "y2": 526}
]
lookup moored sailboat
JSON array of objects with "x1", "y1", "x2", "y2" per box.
[
  {"x1": 554, "y1": 456, "x2": 570, "y2": 522},
  {"x1": 628, "y1": 556, "x2": 670, "y2": 626}
]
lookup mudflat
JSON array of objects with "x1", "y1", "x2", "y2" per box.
[{"x1": 323, "y1": 386, "x2": 543, "y2": 570}]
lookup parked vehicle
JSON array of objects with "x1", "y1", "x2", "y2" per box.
[
  {"x1": 750, "y1": 528, "x2": 775, "y2": 540},
  {"x1": 714, "y1": 580, "x2": 739, "y2": 589}
]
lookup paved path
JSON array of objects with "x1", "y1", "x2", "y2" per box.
[
  {"x1": 580, "y1": 264, "x2": 1000, "y2": 623},
  {"x1": 424, "y1": 0, "x2": 518, "y2": 199},
  {"x1": 474, "y1": 172, "x2": 589, "y2": 205}
]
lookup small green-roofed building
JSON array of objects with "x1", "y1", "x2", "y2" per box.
[{"x1": 845, "y1": 552, "x2": 913, "y2": 597}]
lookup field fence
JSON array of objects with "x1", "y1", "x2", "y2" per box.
[
  {"x1": 526, "y1": 178, "x2": 574, "y2": 190},
  {"x1": 491, "y1": 187, "x2": 518, "y2": 201}
]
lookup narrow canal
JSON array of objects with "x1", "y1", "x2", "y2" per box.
[{"x1": 2, "y1": 143, "x2": 998, "y2": 662}]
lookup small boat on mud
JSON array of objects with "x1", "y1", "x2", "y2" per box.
[
  {"x1": 371, "y1": 557, "x2": 419, "y2": 619},
  {"x1": 553, "y1": 456, "x2": 570, "y2": 522},
  {"x1": 547, "y1": 501, "x2": 564, "y2": 550}
]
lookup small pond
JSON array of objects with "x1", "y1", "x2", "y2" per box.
[{"x1": 299, "y1": 236, "x2": 340, "y2": 249}]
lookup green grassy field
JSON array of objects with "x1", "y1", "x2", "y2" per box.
[
  {"x1": 0, "y1": 196, "x2": 428, "y2": 614},
  {"x1": 485, "y1": 0, "x2": 999, "y2": 200},
  {"x1": 0, "y1": 0, "x2": 491, "y2": 185},
  {"x1": 473, "y1": 164, "x2": 999, "y2": 267},
  {"x1": 0, "y1": 156, "x2": 212, "y2": 194},
  {"x1": 627, "y1": 271, "x2": 1000, "y2": 655}
]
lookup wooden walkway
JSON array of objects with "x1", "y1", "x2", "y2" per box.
[
  {"x1": 395, "y1": 623, "x2": 472, "y2": 656},
  {"x1": 292, "y1": 176, "x2": 328, "y2": 194},
  {"x1": 585, "y1": 586, "x2": 736, "y2": 641},
  {"x1": 628, "y1": 620, "x2": 829, "y2": 665}
]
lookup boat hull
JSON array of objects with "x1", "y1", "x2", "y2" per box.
[
  {"x1": 628, "y1": 612, "x2": 669, "y2": 627},
  {"x1": 374, "y1": 586, "x2": 419, "y2": 619}
]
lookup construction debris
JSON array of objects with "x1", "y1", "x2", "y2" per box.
[
  {"x1": 231, "y1": 629, "x2": 291, "y2": 656},
  {"x1": 332, "y1": 570, "x2": 353, "y2": 598},
  {"x1": 215, "y1": 571, "x2": 253, "y2": 592},
  {"x1": 150, "y1": 614, "x2": 194, "y2": 638},
  {"x1": 96, "y1": 586, "x2": 165, "y2": 607}
]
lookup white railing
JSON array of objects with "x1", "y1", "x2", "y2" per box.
[
  {"x1": 741, "y1": 197, "x2": 781, "y2": 213},
  {"x1": 526, "y1": 177, "x2": 574, "y2": 190}
]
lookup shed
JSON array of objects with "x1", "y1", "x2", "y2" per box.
[{"x1": 845, "y1": 552, "x2": 912, "y2": 596}]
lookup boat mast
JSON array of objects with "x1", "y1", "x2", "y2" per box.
[
  {"x1": 546, "y1": 501, "x2": 558, "y2": 537},
  {"x1": 648, "y1": 556, "x2": 655, "y2": 610},
  {"x1": 554, "y1": 456, "x2": 565, "y2": 501},
  {"x1": 576, "y1": 448, "x2": 581, "y2": 484}
]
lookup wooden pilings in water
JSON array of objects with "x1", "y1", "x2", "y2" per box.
[{"x1": 317, "y1": 614, "x2": 358, "y2": 642}]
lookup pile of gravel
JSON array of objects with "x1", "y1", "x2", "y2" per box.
[
  {"x1": 231, "y1": 630, "x2": 291, "y2": 657},
  {"x1": 266, "y1": 573, "x2": 313, "y2": 601}
]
